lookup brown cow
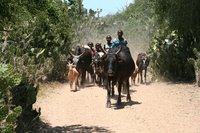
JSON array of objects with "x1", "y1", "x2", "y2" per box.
[
  {"x1": 136, "y1": 53, "x2": 150, "y2": 84},
  {"x1": 67, "y1": 63, "x2": 79, "y2": 91},
  {"x1": 131, "y1": 67, "x2": 139, "y2": 85}
]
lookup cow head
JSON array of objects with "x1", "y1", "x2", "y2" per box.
[
  {"x1": 139, "y1": 54, "x2": 149, "y2": 70},
  {"x1": 91, "y1": 52, "x2": 104, "y2": 74},
  {"x1": 69, "y1": 50, "x2": 85, "y2": 65},
  {"x1": 102, "y1": 46, "x2": 121, "y2": 77},
  {"x1": 67, "y1": 62, "x2": 76, "y2": 71}
]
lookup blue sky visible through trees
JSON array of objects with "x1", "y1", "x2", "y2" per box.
[{"x1": 83, "y1": 0, "x2": 134, "y2": 16}]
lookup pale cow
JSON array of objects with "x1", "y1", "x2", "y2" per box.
[{"x1": 67, "y1": 63, "x2": 79, "y2": 91}]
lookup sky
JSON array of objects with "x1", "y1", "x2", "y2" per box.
[{"x1": 83, "y1": 0, "x2": 134, "y2": 17}]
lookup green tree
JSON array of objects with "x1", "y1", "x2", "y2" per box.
[
  {"x1": 148, "y1": 0, "x2": 200, "y2": 81},
  {"x1": 0, "y1": 0, "x2": 73, "y2": 81},
  {"x1": 0, "y1": 1, "x2": 74, "y2": 131}
]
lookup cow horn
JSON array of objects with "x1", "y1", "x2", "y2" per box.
[
  {"x1": 69, "y1": 51, "x2": 75, "y2": 57},
  {"x1": 77, "y1": 51, "x2": 85, "y2": 58},
  {"x1": 115, "y1": 46, "x2": 122, "y2": 55},
  {"x1": 67, "y1": 62, "x2": 72, "y2": 66}
]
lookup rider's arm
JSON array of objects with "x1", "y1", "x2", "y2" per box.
[
  {"x1": 111, "y1": 39, "x2": 117, "y2": 48},
  {"x1": 124, "y1": 39, "x2": 128, "y2": 45}
]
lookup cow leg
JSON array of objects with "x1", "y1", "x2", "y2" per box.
[
  {"x1": 100, "y1": 74, "x2": 104, "y2": 86},
  {"x1": 117, "y1": 80, "x2": 122, "y2": 105},
  {"x1": 144, "y1": 69, "x2": 147, "y2": 84},
  {"x1": 133, "y1": 77, "x2": 136, "y2": 86},
  {"x1": 99, "y1": 75, "x2": 102, "y2": 86},
  {"x1": 126, "y1": 79, "x2": 131, "y2": 101},
  {"x1": 95, "y1": 74, "x2": 98, "y2": 85},
  {"x1": 75, "y1": 77, "x2": 78, "y2": 91},
  {"x1": 111, "y1": 81, "x2": 115, "y2": 96},
  {"x1": 133, "y1": 72, "x2": 138, "y2": 85},
  {"x1": 101, "y1": 76, "x2": 103, "y2": 86},
  {"x1": 122, "y1": 81, "x2": 126, "y2": 93},
  {"x1": 86, "y1": 72, "x2": 89, "y2": 82},
  {"x1": 70, "y1": 81, "x2": 72, "y2": 89},
  {"x1": 140, "y1": 71, "x2": 143, "y2": 84},
  {"x1": 106, "y1": 78, "x2": 111, "y2": 108},
  {"x1": 96, "y1": 74, "x2": 100, "y2": 86},
  {"x1": 88, "y1": 67, "x2": 95, "y2": 84},
  {"x1": 81, "y1": 70, "x2": 86, "y2": 85},
  {"x1": 137, "y1": 71, "x2": 140, "y2": 83},
  {"x1": 91, "y1": 73, "x2": 95, "y2": 83},
  {"x1": 103, "y1": 75, "x2": 106, "y2": 88},
  {"x1": 131, "y1": 75, "x2": 134, "y2": 86}
]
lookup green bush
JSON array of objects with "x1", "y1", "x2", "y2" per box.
[
  {"x1": 148, "y1": 30, "x2": 196, "y2": 81},
  {"x1": 188, "y1": 48, "x2": 200, "y2": 86},
  {"x1": 0, "y1": 64, "x2": 22, "y2": 133},
  {"x1": 0, "y1": 64, "x2": 40, "y2": 133},
  {"x1": 0, "y1": 0, "x2": 73, "y2": 83},
  {"x1": 11, "y1": 83, "x2": 40, "y2": 133}
]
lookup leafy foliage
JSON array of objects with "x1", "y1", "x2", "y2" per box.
[
  {"x1": 148, "y1": 0, "x2": 200, "y2": 81},
  {"x1": 152, "y1": 0, "x2": 200, "y2": 36},
  {"x1": 0, "y1": 0, "x2": 72, "y2": 82},
  {"x1": 188, "y1": 48, "x2": 200, "y2": 86},
  {"x1": 0, "y1": 64, "x2": 22, "y2": 133},
  {"x1": 0, "y1": 64, "x2": 40, "y2": 133},
  {"x1": 12, "y1": 83, "x2": 40, "y2": 133},
  {"x1": 0, "y1": 0, "x2": 75, "y2": 132},
  {"x1": 148, "y1": 30, "x2": 195, "y2": 81}
]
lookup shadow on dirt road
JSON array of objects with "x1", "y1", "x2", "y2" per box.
[
  {"x1": 113, "y1": 100, "x2": 142, "y2": 110},
  {"x1": 31, "y1": 120, "x2": 113, "y2": 133}
]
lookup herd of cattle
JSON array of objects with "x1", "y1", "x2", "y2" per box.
[{"x1": 67, "y1": 44, "x2": 150, "y2": 108}]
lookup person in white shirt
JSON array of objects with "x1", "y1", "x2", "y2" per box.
[{"x1": 104, "y1": 35, "x2": 113, "y2": 52}]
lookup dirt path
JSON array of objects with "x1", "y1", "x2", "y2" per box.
[{"x1": 34, "y1": 82, "x2": 200, "y2": 133}]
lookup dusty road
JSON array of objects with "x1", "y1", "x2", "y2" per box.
[{"x1": 34, "y1": 82, "x2": 200, "y2": 133}]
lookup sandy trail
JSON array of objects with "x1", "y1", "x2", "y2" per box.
[{"x1": 34, "y1": 82, "x2": 200, "y2": 133}]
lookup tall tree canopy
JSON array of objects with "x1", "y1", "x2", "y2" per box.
[{"x1": 152, "y1": 0, "x2": 200, "y2": 37}]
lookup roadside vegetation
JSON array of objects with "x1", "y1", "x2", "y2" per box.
[{"x1": 1, "y1": 0, "x2": 200, "y2": 132}]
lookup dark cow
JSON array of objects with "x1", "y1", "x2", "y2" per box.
[
  {"x1": 70, "y1": 45, "x2": 95, "y2": 85},
  {"x1": 91, "y1": 51, "x2": 105, "y2": 86},
  {"x1": 136, "y1": 53, "x2": 150, "y2": 84},
  {"x1": 102, "y1": 45, "x2": 135, "y2": 108}
]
